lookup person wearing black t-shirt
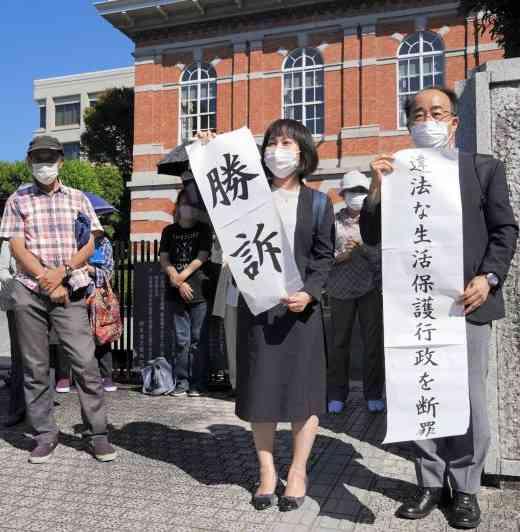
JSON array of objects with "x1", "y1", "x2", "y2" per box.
[{"x1": 159, "y1": 189, "x2": 212, "y2": 396}]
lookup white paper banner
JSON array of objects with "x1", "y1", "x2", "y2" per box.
[
  {"x1": 382, "y1": 148, "x2": 469, "y2": 444},
  {"x1": 187, "y1": 128, "x2": 303, "y2": 315}
]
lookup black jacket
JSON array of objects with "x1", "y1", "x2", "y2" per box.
[
  {"x1": 294, "y1": 185, "x2": 335, "y2": 302},
  {"x1": 359, "y1": 151, "x2": 518, "y2": 324}
]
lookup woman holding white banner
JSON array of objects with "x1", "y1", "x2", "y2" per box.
[{"x1": 230, "y1": 119, "x2": 335, "y2": 511}]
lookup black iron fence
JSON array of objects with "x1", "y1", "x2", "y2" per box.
[{"x1": 110, "y1": 240, "x2": 228, "y2": 387}]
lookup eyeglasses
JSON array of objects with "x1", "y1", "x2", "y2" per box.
[{"x1": 411, "y1": 109, "x2": 454, "y2": 123}]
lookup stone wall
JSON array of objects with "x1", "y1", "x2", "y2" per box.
[{"x1": 457, "y1": 59, "x2": 520, "y2": 476}]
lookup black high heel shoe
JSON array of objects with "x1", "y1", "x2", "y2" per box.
[
  {"x1": 279, "y1": 475, "x2": 308, "y2": 512},
  {"x1": 252, "y1": 473, "x2": 278, "y2": 510}
]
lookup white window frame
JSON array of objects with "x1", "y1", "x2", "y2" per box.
[
  {"x1": 396, "y1": 31, "x2": 445, "y2": 129},
  {"x1": 37, "y1": 100, "x2": 46, "y2": 130},
  {"x1": 282, "y1": 47, "x2": 325, "y2": 136},
  {"x1": 179, "y1": 63, "x2": 217, "y2": 143}
]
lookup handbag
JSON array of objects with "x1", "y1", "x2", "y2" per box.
[
  {"x1": 89, "y1": 274, "x2": 123, "y2": 345},
  {"x1": 141, "y1": 357, "x2": 175, "y2": 396}
]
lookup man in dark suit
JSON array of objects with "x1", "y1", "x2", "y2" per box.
[{"x1": 360, "y1": 87, "x2": 518, "y2": 529}]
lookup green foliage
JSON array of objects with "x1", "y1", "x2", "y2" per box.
[
  {"x1": 81, "y1": 87, "x2": 134, "y2": 181},
  {"x1": 0, "y1": 160, "x2": 124, "y2": 238},
  {"x1": 460, "y1": 0, "x2": 520, "y2": 58}
]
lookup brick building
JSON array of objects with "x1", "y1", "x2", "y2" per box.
[{"x1": 95, "y1": 0, "x2": 502, "y2": 242}]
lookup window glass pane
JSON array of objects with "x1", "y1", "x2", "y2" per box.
[
  {"x1": 200, "y1": 84, "x2": 208, "y2": 98},
  {"x1": 306, "y1": 105, "x2": 316, "y2": 120},
  {"x1": 315, "y1": 69, "x2": 324, "y2": 85},
  {"x1": 409, "y1": 59, "x2": 420, "y2": 76},
  {"x1": 55, "y1": 102, "x2": 80, "y2": 126},
  {"x1": 293, "y1": 73, "x2": 302, "y2": 89},
  {"x1": 284, "y1": 90, "x2": 292, "y2": 105},
  {"x1": 210, "y1": 83, "x2": 217, "y2": 98},
  {"x1": 294, "y1": 89, "x2": 302, "y2": 104},
  {"x1": 294, "y1": 57, "x2": 303, "y2": 68},
  {"x1": 305, "y1": 88, "x2": 314, "y2": 102},
  {"x1": 209, "y1": 98, "x2": 216, "y2": 113},
  {"x1": 423, "y1": 57, "x2": 433, "y2": 74},
  {"x1": 410, "y1": 76, "x2": 420, "y2": 92},
  {"x1": 316, "y1": 86, "x2": 324, "y2": 102},
  {"x1": 409, "y1": 42, "x2": 420, "y2": 54},
  {"x1": 399, "y1": 62, "x2": 407, "y2": 77},
  {"x1": 285, "y1": 106, "x2": 295, "y2": 120},
  {"x1": 399, "y1": 95, "x2": 408, "y2": 128},
  {"x1": 434, "y1": 55, "x2": 444, "y2": 74},
  {"x1": 200, "y1": 100, "x2": 208, "y2": 114},
  {"x1": 399, "y1": 41, "x2": 410, "y2": 55},
  {"x1": 188, "y1": 102, "x2": 197, "y2": 115},
  {"x1": 423, "y1": 75, "x2": 433, "y2": 88},
  {"x1": 434, "y1": 72, "x2": 444, "y2": 86},
  {"x1": 316, "y1": 103, "x2": 324, "y2": 120},
  {"x1": 39, "y1": 106, "x2": 46, "y2": 129},
  {"x1": 294, "y1": 106, "x2": 302, "y2": 121},
  {"x1": 284, "y1": 74, "x2": 292, "y2": 89},
  {"x1": 201, "y1": 115, "x2": 209, "y2": 130},
  {"x1": 316, "y1": 117, "x2": 324, "y2": 135},
  {"x1": 399, "y1": 78, "x2": 409, "y2": 92},
  {"x1": 189, "y1": 85, "x2": 197, "y2": 99},
  {"x1": 305, "y1": 71, "x2": 315, "y2": 87},
  {"x1": 63, "y1": 142, "x2": 80, "y2": 160}
]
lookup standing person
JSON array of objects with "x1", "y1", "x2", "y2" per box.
[
  {"x1": 0, "y1": 135, "x2": 117, "y2": 464},
  {"x1": 159, "y1": 189, "x2": 212, "y2": 397},
  {"x1": 233, "y1": 119, "x2": 335, "y2": 511},
  {"x1": 87, "y1": 230, "x2": 117, "y2": 392},
  {"x1": 0, "y1": 239, "x2": 25, "y2": 427},
  {"x1": 359, "y1": 87, "x2": 518, "y2": 529},
  {"x1": 326, "y1": 170, "x2": 385, "y2": 414}
]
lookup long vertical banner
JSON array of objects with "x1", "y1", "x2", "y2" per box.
[
  {"x1": 187, "y1": 128, "x2": 303, "y2": 315},
  {"x1": 382, "y1": 148, "x2": 469, "y2": 444}
]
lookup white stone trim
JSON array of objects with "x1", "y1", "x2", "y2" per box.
[
  {"x1": 341, "y1": 125, "x2": 379, "y2": 139},
  {"x1": 438, "y1": 25, "x2": 450, "y2": 37},
  {"x1": 135, "y1": 83, "x2": 162, "y2": 93},
  {"x1": 128, "y1": 171, "x2": 182, "y2": 189},
  {"x1": 131, "y1": 189, "x2": 178, "y2": 200},
  {"x1": 343, "y1": 58, "x2": 377, "y2": 69},
  {"x1": 391, "y1": 32, "x2": 405, "y2": 42},
  {"x1": 379, "y1": 129, "x2": 410, "y2": 137},
  {"x1": 131, "y1": 211, "x2": 173, "y2": 222},
  {"x1": 133, "y1": 144, "x2": 167, "y2": 155}
]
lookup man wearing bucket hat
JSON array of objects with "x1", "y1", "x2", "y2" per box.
[
  {"x1": 0, "y1": 135, "x2": 116, "y2": 464},
  {"x1": 326, "y1": 169, "x2": 385, "y2": 414}
]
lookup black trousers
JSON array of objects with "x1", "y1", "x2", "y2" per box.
[
  {"x1": 327, "y1": 289, "x2": 385, "y2": 401},
  {"x1": 7, "y1": 310, "x2": 25, "y2": 419}
]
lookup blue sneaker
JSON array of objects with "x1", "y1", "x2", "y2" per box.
[
  {"x1": 367, "y1": 399, "x2": 385, "y2": 413},
  {"x1": 328, "y1": 400, "x2": 344, "y2": 414}
]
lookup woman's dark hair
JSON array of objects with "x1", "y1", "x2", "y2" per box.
[{"x1": 261, "y1": 119, "x2": 319, "y2": 179}]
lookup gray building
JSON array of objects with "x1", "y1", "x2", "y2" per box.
[{"x1": 33, "y1": 66, "x2": 135, "y2": 159}]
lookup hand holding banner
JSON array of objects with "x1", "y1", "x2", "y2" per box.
[
  {"x1": 382, "y1": 148, "x2": 469, "y2": 444},
  {"x1": 187, "y1": 128, "x2": 303, "y2": 315}
]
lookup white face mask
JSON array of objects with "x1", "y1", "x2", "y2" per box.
[
  {"x1": 410, "y1": 120, "x2": 451, "y2": 149},
  {"x1": 264, "y1": 147, "x2": 300, "y2": 179},
  {"x1": 32, "y1": 162, "x2": 59, "y2": 185},
  {"x1": 344, "y1": 192, "x2": 367, "y2": 211}
]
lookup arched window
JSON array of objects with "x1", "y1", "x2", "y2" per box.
[
  {"x1": 283, "y1": 48, "x2": 325, "y2": 135},
  {"x1": 397, "y1": 31, "x2": 444, "y2": 127},
  {"x1": 180, "y1": 63, "x2": 217, "y2": 142}
]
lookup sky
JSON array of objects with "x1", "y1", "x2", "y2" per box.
[{"x1": 0, "y1": 1, "x2": 134, "y2": 161}]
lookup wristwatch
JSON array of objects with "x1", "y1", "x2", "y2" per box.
[
  {"x1": 485, "y1": 272, "x2": 499, "y2": 288},
  {"x1": 64, "y1": 264, "x2": 74, "y2": 279}
]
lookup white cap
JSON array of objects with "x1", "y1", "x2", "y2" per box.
[{"x1": 339, "y1": 170, "x2": 371, "y2": 194}]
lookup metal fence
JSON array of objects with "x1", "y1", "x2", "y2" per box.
[{"x1": 110, "y1": 240, "x2": 228, "y2": 387}]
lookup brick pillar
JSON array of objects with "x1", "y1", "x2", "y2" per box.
[
  {"x1": 232, "y1": 41, "x2": 249, "y2": 130},
  {"x1": 249, "y1": 39, "x2": 264, "y2": 138}
]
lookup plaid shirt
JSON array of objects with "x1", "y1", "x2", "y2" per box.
[
  {"x1": 0, "y1": 182, "x2": 102, "y2": 293},
  {"x1": 327, "y1": 207, "x2": 381, "y2": 300}
]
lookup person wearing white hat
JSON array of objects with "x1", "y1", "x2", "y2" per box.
[{"x1": 326, "y1": 170, "x2": 385, "y2": 414}]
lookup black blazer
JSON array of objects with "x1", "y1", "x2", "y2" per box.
[
  {"x1": 359, "y1": 152, "x2": 518, "y2": 324},
  {"x1": 293, "y1": 185, "x2": 335, "y2": 302}
]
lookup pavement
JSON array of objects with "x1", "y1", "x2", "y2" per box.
[{"x1": 0, "y1": 381, "x2": 519, "y2": 532}]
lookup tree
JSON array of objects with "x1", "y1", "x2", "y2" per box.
[
  {"x1": 460, "y1": 0, "x2": 520, "y2": 58},
  {"x1": 81, "y1": 87, "x2": 134, "y2": 181},
  {"x1": 0, "y1": 160, "x2": 125, "y2": 238}
]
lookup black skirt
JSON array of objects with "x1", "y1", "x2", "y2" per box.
[{"x1": 235, "y1": 297, "x2": 327, "y2": 423}]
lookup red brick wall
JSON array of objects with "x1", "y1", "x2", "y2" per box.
[{"x1": 131, "y1": 15, "x2": 503, "y2": 237}]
